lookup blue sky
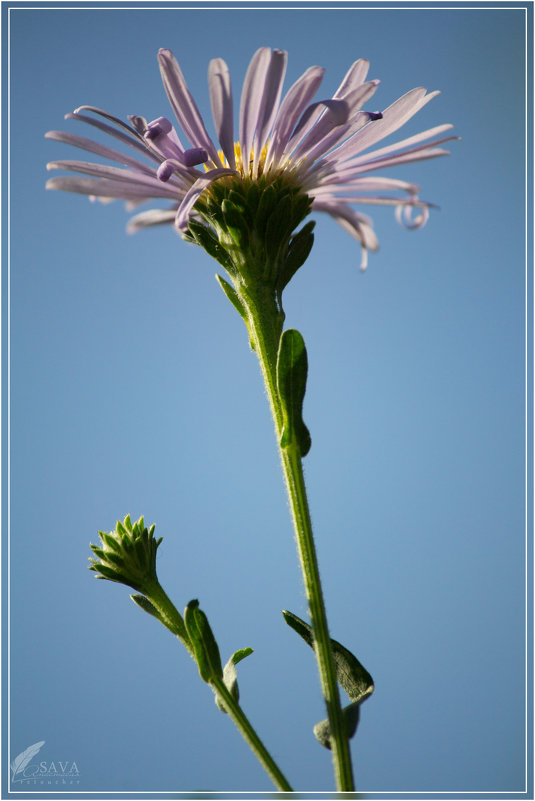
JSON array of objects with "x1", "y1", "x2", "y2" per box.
[{"x1": 3, "y1": 2, "x2": 532, "y2": 797}]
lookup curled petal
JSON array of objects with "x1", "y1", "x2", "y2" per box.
[{"x1": 395, "y1": 203, "x2": 430, "y2": 229}]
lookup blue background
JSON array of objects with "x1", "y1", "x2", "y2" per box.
[{"x1": 3, "y1": 2, "x2": 532, "y2": 797}]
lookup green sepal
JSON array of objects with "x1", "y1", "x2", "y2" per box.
[
  {"x1": 222, "y1": 198, "x2": 249, "y2": 247},
  {"x1": 282, "y1": 610, "x2": 374, "y2": 749},
  {"x1": 215, "y1": 274, "x2": 248, "y2": 323},
  {"x1": 255, "y1": 183, "x2": 277, "y2": 238},
  {"x1": 265, "y1": 194, "x2": 292, "y2": 257},
  {"x1": 184, "y1": 600, "x2": 223, "y2": 683},
  {"x1": 276, "y1": 329, "x2": 311, "y2": 457},
  {"x1": 215, "y1": 647, "x2": 254, "y2": 713},
  {"x1": 188, "y1": 220, "x2": 235, "y2": 274},
  {"x1": 279, "y1": 221, "x2": 315, "y2": 292}
]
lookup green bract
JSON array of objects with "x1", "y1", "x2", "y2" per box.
[
  {"x1": 190, "y1": 174, "x2": 314, "y2": 306},
  {"x1": 89, "y1": 515, "x2": 162, "y2": 595}
]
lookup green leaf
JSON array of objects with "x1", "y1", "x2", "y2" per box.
[
  {"x1": 276, "y1": 329, "x2": 311, "y2": 457},
  {"x1": 130, "y1": 593, "x2": 164, "y2": 623},
  {"x1": 215, "y1": 647, "x2": 254, "y2": 713},
  {"x1": 282, "y1": 610, "x2": 374, "y2": 749},
  {"x1": 215, "y1": 274, "x2": 248, "y2": 324},
  {"x1": 313, "y1": 702, "x2": 361, "y2": 750},
  {"x1": 184, "y1": 600, "x2": 223, "y2": 683}
]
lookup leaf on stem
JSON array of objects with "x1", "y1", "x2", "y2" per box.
[
  {"x1": 276, "y1": 329, "x2": 311, "y2": 457},
  {"x1": 215, "y1": 647, "x2": 254, "y2": 712},
  {"x1": 215, "y1": 274, "x2": 248, "y2": 323},
  {"x1": 282, "y1": 609, "x2": 374, "y2": 749},
  {"x1": 184, "y1": 599, "x2": 223, "y2": 683}
]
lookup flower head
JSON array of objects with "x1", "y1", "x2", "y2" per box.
[
  {"x1": 89, "y1": 515, "x2": 162, "y2": 595},
  {"x1": 46, "y1": 47, "x2": 456, "y2": 270}
]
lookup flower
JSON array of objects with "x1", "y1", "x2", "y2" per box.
[
  {"x1": 46, "y1": 47, "x2": 456, "y2": 269},
  {"x1": 89, "y1": 515, "x2": 162, "y2": 595}
]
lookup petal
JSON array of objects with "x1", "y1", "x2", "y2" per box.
[
  {"x1": 291, "y1": 82, "x2": 379, "y2": 163},
  {"x1": 238, "y1": 47, "x2": 272, "y2": 170},
  {"x1": 175, "y1": 168, "x2": 236, "y2": 231},
  {"x1": 46, "y1": 160, "x2": 180, "y2": 197},
  {"x1": 341, "y1": 125, "x2": 456, "y2": 167},
  {"x1": 46, "y1": 176, "x2": 175, "y2": 200},
  {"x1": 313, "y1": 198, "x2": 379, "y2": 270},
  {"x1": 333, "y1": 58, "x2": 370, "y2": 97},
  {"x1": 266, "y1": 65, "x2": 324, "y2": 168},
  {"x1": 208, "y1": 57, "x2": 235, "y2": 169},
  {"x1": 45, "y1": 131, "x2": 155, "y2": 174},
  {"x1": 158, "y1": 49, "x2": 220, "y2": 163},
  {"x1": 65, "y1": 112, "x2": 159, "y2": 163},
  {"x1": 323, "y1": 88, "x2": 440, "y2": 164},
  {"x1": 127, "y1": 207, "x2": 178, "y2": 232},
  {"x1": 252, "y1": 49, "x2": 287, "y2": 175},
  {"x1": 73, "y1": 106, "x2": 142, "y2": 139}
]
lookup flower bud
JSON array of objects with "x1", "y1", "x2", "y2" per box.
[{"x1": 89, "y1": 515, "x2": 162, "y2": 595}]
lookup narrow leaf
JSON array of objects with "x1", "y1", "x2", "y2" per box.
[
  {"x1": 276, "y1": 329, "x2": 311, "y2": 457},
  {"x1": 282, "y1": 609, "x2": 374, "y2": 749},
  {"x1": 215, "y1": 647, "x2": 254, "y2": 713},
  {"x1": 130, "y1": 594, "x2": 165, "y2": 624},
  {"x1": 282, "y1": 610, "x2": 374, "y2": 702},
  {"x1": 184, "y1": 600, "x2": 223, "y2": 683},
  {"x1": 215, "y1": 274, "x2": 249, "y2": 324}
]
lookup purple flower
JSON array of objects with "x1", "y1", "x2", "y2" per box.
[{"x1": 46, "y1": 47, "x2": 456, "y2": 269}]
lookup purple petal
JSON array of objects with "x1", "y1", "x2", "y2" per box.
[
  {"x1": 208, "y1": 57, "x2": 235, "y2": 169},
  {"x1": 47, "y1": 159, "x2": 180, "y2": 196},
  {"x1": 127, "y1": 208, "x2": 178, "y2": 232},
  {"x1": 66, "y1": 112, "x2": 159, "y2": 160},
  {"x1": 291, "y1": 81, "x2": 379, "y2": 163},
  {"x1": 252, "y1": 49, "x2": 287, "y2": 175},
  {"x1": 238, "y1": 47, "x2": 272, "y2": 172},
  {"x1": 175, "y1": 168, "x2": 236, "y2": 231},
  {"x1": 73, "y1": 106, "x2": 142, "y2": 139},
  {"x1": 333, "y1": 58, "x2": 370, "y2": 98},
  {"x1": 342, "y1": 125, "x2": 455, "y2": 167},
  {"x1": 324, "y1": 88, "x2": 439, "y2": 164},
  {"x1": 46, "y1": 175, "x2": 176, "y2": 200},
  {"x1": 158, "y1": 49, "x2": 220, "y2": 164},
  {"x1": 45, "y1": 131, "x2": 155, "y2": 174},
  {"x1": 266, "y1": 65, "x2": 324, "y2": 168}
]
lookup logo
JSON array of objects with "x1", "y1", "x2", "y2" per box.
[{"x1": 11, "y1": 741, "x2": 80, "y2": 785}]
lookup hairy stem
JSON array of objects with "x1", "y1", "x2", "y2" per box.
[
  {"x1": 211, "y1": 677, "x2": 293, "y2": 791},
  {"x1": 243, "y1": 287, "x2": 355, "y2": 791}
]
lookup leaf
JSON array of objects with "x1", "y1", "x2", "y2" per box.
[
  {"x1": 184, "y1": 600, "x2": 223, "y2": 683},
  {"x1": 215, "y1": 647, "x2": 254, "y2": 713},
  {"x1": 282, "y1": 610, "x2": 374, "y2": 749},
  {"x1": 11, "y1": 741, "x2": 45, "y2": 777},
  {"x1": 313, "y1": 702, "x2": 361, "y2": 750},
  {"x1": 130, "y1": 593, "x2": 168, "y2": 626},
  {"x1": 276, "y1": 329, "x2": 311, "y2": 457},
  {"x1": 215, "y1": 274, "x2": 248, "y2": 324}
]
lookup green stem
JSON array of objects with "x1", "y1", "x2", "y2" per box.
[
  {"x1": 243, "y1": 288, "x2": 355, "y2": 792},
  {"x1": 211, "y1": 677, "x2": 293, "y2": 791},
  {"x1": 146, "y1": 581, "x2": 193, "y2": 654}
]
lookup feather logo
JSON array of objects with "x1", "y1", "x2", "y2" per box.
[{"x1": 11, "y1": 741, "x2": 45, "y2": 781}]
